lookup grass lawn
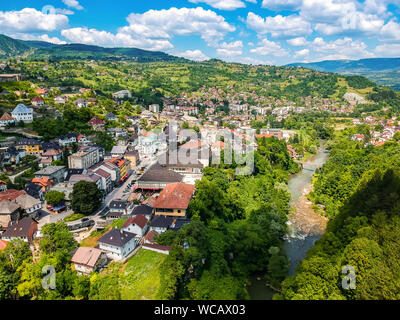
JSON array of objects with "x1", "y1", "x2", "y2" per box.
[
  {"x1": 64, "y1": 214, "x2": 85, "y2": 222},
  {"x1": 119, "y1": 249, "x2": 167, "y2": 300},
  {"x1": 80, "y1": 219, "x2": 127, "y2": 247}
]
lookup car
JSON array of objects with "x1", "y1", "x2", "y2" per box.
[
  {"x1": 115, "y1": 198, "x2": 121, "y2": 201},
  {"x1": 82, "y1": 218, "x2": 89, "y2": 222}
]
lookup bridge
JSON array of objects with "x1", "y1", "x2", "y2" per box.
[{"x1": 294, "y1": 160, "x2": 323, "y2": 171}]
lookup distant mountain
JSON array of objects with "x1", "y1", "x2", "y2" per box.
[
  {"x1": 0, "y1": 34, "x2": 182, "y2": 62},
  {"x1": 287, "y1": 58, "x2": 400, "y2": 90}
]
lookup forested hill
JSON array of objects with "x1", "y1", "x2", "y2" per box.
[
  {"x1": 288, "y1": 58, "x2": 400, "y2": 91},
  {"x1": 0, "y1": 34, "x2": 182, "y2": 62}
]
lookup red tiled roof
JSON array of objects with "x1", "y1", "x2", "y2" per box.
[
  {"x1": 32, "y1": 96, "x2": 44, "y2": 102},
  {"x1": 0, "y1": 240, "x2": 7, "y2": 251},
  {"x1": 122, "y1": 214, "x2": 148, "y2": 229},
  {"x1": 0, "y1": 189, "x2": 26, "y2": 201},
  {"x1": 153, "y1": 183, "x2": 195, "y2": 210},
  {"x1": 88, "y1": 116, "x2": 105, "y2": 125}
]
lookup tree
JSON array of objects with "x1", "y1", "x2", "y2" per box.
[
  {"x1": 45, "y1": 191, "x2": 65, "y2": 206},
  {"x1": 71, "y1": 181, "x2": 102, "y2": 215}
]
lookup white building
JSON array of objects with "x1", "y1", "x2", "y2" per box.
[
  {"x1": 11, "y1": 104, "x2": 33, "y2": 123},
  {"x1": 97, "y1": 228, "x2": 138, "y2": 261}
]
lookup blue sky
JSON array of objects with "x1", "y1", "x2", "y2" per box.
[{"x1": 1, "y1": 0, "x2": 400, "y2": 65}]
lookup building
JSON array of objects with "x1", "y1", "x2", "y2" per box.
[
  {"x1": 69, "y1": 173, "x2": 103, "y2": 192},
  {"x1": 11, "y1": 104, "x2": 33, "y2": 123},
  {"x1": 0, "y1": 113, "x2": 15, "y2": 127},
  {"x1": 68, "y1": 146, "x2": 100, "y2": 169},
  {"x1": 109, "y1": 200, "x2": 130, "y2": 216},
  {"x1": 149, "y1": 104, "x2": 160, "y2": 113},
  {"x1": 88, "y1": 116, "x2": 105, "y2": 131},
  {"x1": 121, "y1": 214, "x2": 148, "y2": 239},
  {"x1": 97, "y1": 228, "x2": 137, "y2": 260},
  {"x1": 135, "y1": 163, "x2": 183, "y2": 191},
  {"x1": 112, "y1": 90, "x2": 131, "y2": 100},
  {"x1": 15, "y1": 138, "x2": 41, "y2": 155},
  {"x1": 14, "y1": 193, "x2": 42, "y2": 218},
  {"x1": 89, "y1": 168, "x2": 112, "y2": 194},
  {"x1": 0, "y1": 200, "x2": 20, "y2": 228},
  {"x1": 106, "y1": 112, "x2": 117, "y2": 121},
  {"x1": 130, "y1": 204, "x2": 153, "y2": 220},
  {"x1": 71, "y1": 247, "x2": 108, "y2": 275},
  {"x1": 149, "y1": 215, "x2": 173, "y2": 234},
  {"x1": 58, "y1": 134, "x2": 78, "y2": 146},
  {"x1": 153, "y1": 183, "x2": 195, "y2": 218},
  {"x1": 31, "y1": 96, "x2": 45, "y2": 107},
  {"x1": 35, "y1": 166, "x2": 66, "y2": 183},
  {"x1": 108, "y1": 157, "x2": 129, "y2": 184},
  {"x1": 0, "y1": 74, "x2": 23, "y2": 82},
  {"x1": 1, "y1": 217, "x2": 38, "y2": 243},
  {"x1": 110, "y1": 146, "x2": 128, "y2": 158}
]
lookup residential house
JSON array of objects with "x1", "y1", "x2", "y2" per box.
[
  {"x1": 106, "y1": 112, "x2": 117, "y2": 121},
  {"x1": 149, "y1": 104, "x2": 160, "y2": 113},
  {"x1": 112, "y1": 90, "x2": 131, "y2": 100},
  {"x1": 54, "y1": 96, "x2": 68, "y2": 104},
  {"x1": 135, "y1": 163, "x2": 183, "y2": 190},
  {"x1": 153, "y1": 183, "x2": 195, "y2": 218},
  {"x1": 58, "y1": 134, "x2": 78, "y2": 146},
  {"x1": 0, "y1": 200, "x2": 20, "y2": 228},
  {"x1": 2, "y1": 147, "x2": 25, "y2": 165},
  {"x1": 71, "y1": 247, "x2": 108, "y2": 275},
  {"x1": 121, "y1": 214, "x2": 148, "y2": 239},
  {"x1": 0, "y1": 180, "x2": 7, "y2": 192},
  {"x1": 130, "y1": 204, "x2": 153, "y2": 220},
  {"x1": 69, "y1": 173, "x2": 103, "y2": 192},
  {"x1": 1, "y1": 217, "x2": 38, "y2": 243},
  {"x1": 14, "y1": 193, "x2": 42, "y2": 218},
  {"x1": 0, "y1": 113, "x2": 15, "y2": 127},
  {"x1": 88, "y1": 116, "x2": 105, "y2": 131},
  {"x1": 97, "y1": 228, "x2": 137, "y2": 260},
  {"x1": 40, "y1": 149, "x2": 62, "y2": 167},
  {"x1": 11, "y1": 104, "x2": 33, "y2": 123},
  {"x1": 16, "y1": 138, "x2": 41, "y2": 155},
  {"x1": 149, "y1": 215, "x2": 173, "y2": 234},
  {"x1": 109, "y1": 200, "x2": 130, "y2": 216},
  {"x1": 108, "y1": 157, "x2": 129, "y2": 184},
  {"x1": 74, "y1": 98, "x2": 88, "y2": 108},
  {"x1": 89, "y1": 168, "x2": 112, "y2": 194},
  {"x1": 91, "y1": 161, "x2": 120, "y2": 186},
  {"x1": 24, "y1": 182, "x2": 44, "y2": 201},
  {"x1": 35, "y1": 166, "x2": 66, "y2": 183},
  {"x1": 110, "y1": 146, "x2": 128, "y2": 158},
  {"x1": 124, "y1": 150, "x2": 139, "y2": 167},
  {"x1": 31, "y1": 96, "x2": 45, "y2": 108}
]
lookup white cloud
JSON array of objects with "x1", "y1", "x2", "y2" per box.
[
  {"x1": 175, "y1": 49, "x2": 209, "y2": 61},
  {"x1": 287, "y1": 37, "x2": 307, "y2": 46},
  {"x1": 188, "y1": 0, "x2": 256, "y2": 10},
  {"x1": 380, "y1": 19, "x2": 400, "y2": 41},
  {"x1": 62, "y1": 0, "x2": 84, "y2": 10},
  {"x1": 250, "y1": 38, "x2": 289, "y2": 56},
  {"x1": 247, "y1": 12, "x2": 312, "y2": 38},
  {"x1": 61, "y1": 27, "x2": 173, "y2": 51},
  {"x1": 261, "y1": 0, "x2": 303, "y2": 11},
  {"x1": 0, "y1": 8, "x2": 69, "y2": 33},
  {"x1": 294, "y1": 48, "x2": 309, "y2": 57},
  {"x1": 375, "y1": 44, "x2": 400, "y2": 57},
  {"x1": 310, "y1": 36, "x2": 375, "y2": 60},
  {"x1": 119, "y1": 7, "x2": 235, "y2": 47},
  {"x1": 9, "y1": 33, "x2": 67, "y2": 44},
  {"x1": 217, "y1": 41, "x2": 243, "y2": 57}
]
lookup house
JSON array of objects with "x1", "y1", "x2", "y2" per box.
[
  {"x1": 74, "y1": 98, "x2": 88, "y2": 108},
  {"x1": 89, "y1": 168, "x2": 112, "y2": 194},
  {"x1": 54, "y1": 96, "x2": 68, "y2": 104},
  {"x1": 91, "y1": 161, "x2": 120, "y2": 186},
  {"x1": 35, "y1": 166, "x2": 66, "y2": 183},
  {"x1": 0, "y1": 113, "x2": 15, "y2": 127},
  {"x1": 112, "y1": 90, "x2": 131, "y2": 100},
  {"x1": 136, "y1": 131, "x2": 160, "y2": 158},
  {"x1": 149, "y1": 104, "x2": 160, "y2": 113},
  {"x1": 108, "y1": 157, "x2": 129, "y2": 184},
  {"x1": 58, "y1": 134, "x2": 78, "y2": 146},
  {"x1": 0, "y1": 180, "x2": 7, "y2": 192},
  {"x1": 144, "y1": 229, "x2": 159, "y2": 245},
  {"x1": 31, "y1": 177, "x2": 53, "y2": 192},
  {"x1": 149, "y1": 215, "x2": 173, "y2": 234},
  {"x1": 0, "y1": 200, "x2": 20, "y2": 228},
  {"x1": 109, "y1": 200, "x2": 130, "y2": 215},
  {"x1": 24, "y1": 182, "x2": 44, "y2": 201},
  {"x1": 11, "y1": 104, "x2": 33, "y2": 123},
  {"x1": 130, "y1": 204, "x2": 153, "y2": 220},
  {"x1": 97, "y1": 228, "x2": 137, "y2": 260},
  {"x1": 110, "y1": 146, "x2": 128, "y2": 158},
  {"x1": 135, "y1": 163, "x2": 183, "y2": 191},
  {"x1": 121, "y1": 214, "x2": 148, "y2": 238},
  {"x1": 106, "y1": 112, "x2": 117, "y2": 121},
  {"x1": 31, "y1": 96, "x2": 45, "y2": 107},
  {"x1": 14, "y1": 193, "x2": 42, "y2": 218},
  {"x1": 16, "y1": 138, "x2": 41, "y2": 155},
  {"x1": 69, "y1": 173, "x2": 103, "y2": 192},
  {"x1": 88, "y1": 116, "x2": 105, "y2": 131},
  {"x1": 124, "y1": 150, "x2": 139, "y2": 167},
  {"x1": 1, "y1": 217, "x2": 38, "y2": 243},
  {"x1": 2, "y1": 147, "x2": 25, "y2": 165},
  {"x1": 71, "y1": 247, "x2": 108, "y2": 275},
  {"x1": 153, "y1": 183, "x2": 195, "y2": 218},
  {"x1": 40, "y1": 149, "x2": 62, "y2": 167}
]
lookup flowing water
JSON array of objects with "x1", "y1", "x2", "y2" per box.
[{"x1": 248, "y1": 145, "x2": 330, "y2": 299}]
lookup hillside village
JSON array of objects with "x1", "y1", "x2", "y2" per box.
[{"x1": 0, "y1": 57, "x2": 400, "y2": 299}]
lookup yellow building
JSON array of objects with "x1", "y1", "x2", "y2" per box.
[{"x1": 16, "y1": 139, "x2": 42, "y2": 155}]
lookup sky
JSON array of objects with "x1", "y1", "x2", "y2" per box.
[{"x1": 1, "y1": 0, "x2": 400, "y2": 66}]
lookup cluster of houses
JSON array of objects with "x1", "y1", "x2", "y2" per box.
[{"x1": 351, "y1": 116, "x2": 400, "y2": 146}]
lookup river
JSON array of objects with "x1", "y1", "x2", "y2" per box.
[{"x1": 247, "y1": 144, "x2": 330, "y2": 299}]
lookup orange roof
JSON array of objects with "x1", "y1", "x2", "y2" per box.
[
  {"x1": 153, "y1": 183, "x2": 195, "y2": 210},
  {"x1": 32, "y1": 177, "x2": 53, "y2": 187},
  {"x1": 109, "y1": 158, "x2": 125, "y2": 167}
]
